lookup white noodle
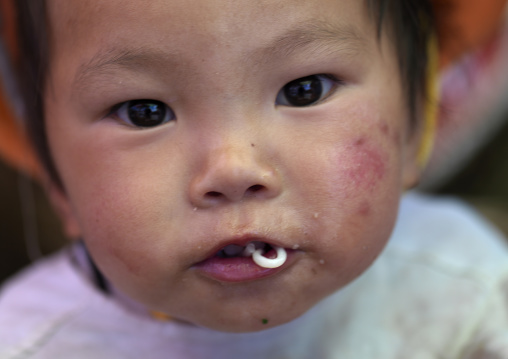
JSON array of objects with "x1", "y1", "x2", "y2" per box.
[
  {"x1": 242, "y1": 243, "x2": 256, "y2": 257},
  {"x1": 252, "y1": 246, "x2": 287, "y2": 268}
]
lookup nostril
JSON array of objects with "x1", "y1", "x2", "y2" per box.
[
  {"x1": 248, "y1": 184, "x2": 264, "y2": 192},
  {"x1": 204, "y1": 185, "x2": 265, "y2": 201}
]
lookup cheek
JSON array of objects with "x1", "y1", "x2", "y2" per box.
[
  {"x1": 314, "y1": 136, "x2": 400, "y2": 279},
  {"x1": 327, "y1": 135, "x2": 395, "y2": 211},
  {"x1": 76, "y1": 179, "x2": 161, "y2": 272},
  {"x1": 342, "y1": 137, "x2": 387, "y2": 195},
  {"x1": 322, "y1": 135, "x2": 401, "y2": 249},
  {"x1": 79, "y1": 180, "x2": 189, "y2": 300},
  {"x1": 55, "y1": 145, "x2": 183, "y2": 276}
]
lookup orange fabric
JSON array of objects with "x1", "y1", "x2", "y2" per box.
[
  {"x1": 0, "y1": 0, "x2": 39, "y2": 176},
  {"x1": 0, "y1": 0, "x2": 506, "y2": 176},
  {"x1": 0, "y1": 88, "x2": 40, "y2": 176},
  {"x1": 434, "y1": 0, "x2": 508, "y2": 67},
  {"x1": 0, "y1": 0, "x2": 18, "y2": 64}
]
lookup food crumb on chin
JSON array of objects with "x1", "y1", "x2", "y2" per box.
[{"x1": 262, "y1": 318, "x2": 269, "y2": 325}]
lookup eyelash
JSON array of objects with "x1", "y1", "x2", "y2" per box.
[
  {"x1": 275, "y1": 74, "x2": 342, "y2": 107},
  {"x1": 107, "y1": 99, "x2": 175, "y2": 128},
  {"x1": 105, "y1": 74, "x2": 342, "y2": 128}
]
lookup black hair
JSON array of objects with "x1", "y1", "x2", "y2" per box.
[
  {"x1": 366, "y1": 0, "x2": 436, "y2": 128},
  {"x1": 11, "y1": 0, "x2": 435, "y2": 187}
]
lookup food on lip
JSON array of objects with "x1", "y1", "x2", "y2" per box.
[
  {"x1": 216, "y1": 241, "x2": 288, "y2": 269},
  {"x1": 251, "y1": 245, "x2": 287, "y2": 269}
]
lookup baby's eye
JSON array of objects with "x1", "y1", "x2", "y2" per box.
[
  {"x1": 276, "y1": 74, "x2": 339, "y2": 107},
  {"x1": 111, "y1": 99, "x2": 175, "y2": 128}
]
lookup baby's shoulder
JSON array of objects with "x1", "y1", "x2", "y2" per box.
[
  {"x1": 318, "y1": 193, "x2": 508, "y2": 357},
  {"x1": 0, "y1": 249, "x2": 95, "y2": 358},
  {"x1": 388, "y1": 192, "x2": 508, "y2": 278},
  {"x1": 374, "y1": 192, "x2": 508, "y2": 357}
]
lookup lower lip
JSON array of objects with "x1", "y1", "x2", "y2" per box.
[{"x1": 194, "y1": 251, "x2": 292, "y2": 283}]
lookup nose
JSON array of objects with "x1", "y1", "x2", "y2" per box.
[{"x1": 189, "y1": 143, "x2": 282, "y2": 208}]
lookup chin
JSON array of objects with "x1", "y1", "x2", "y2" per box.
[
  {"x1": 192, "y1": 311, "x2": 302, "y2": 333},
  {"x1": 176, "y1": 292, "x2": 323, "y2": 333}
]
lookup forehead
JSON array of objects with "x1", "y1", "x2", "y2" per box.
[
  {"x1": 48, "y1": 0, "x2": 372, "y2": 33},
  {"x1": 45, "y1": 0, "x2": 391, "y2": 104},
  {"x1": 46, "y1": 0, "x2": 377, "y2": 65}
]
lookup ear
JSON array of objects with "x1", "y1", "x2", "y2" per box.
[
  {"x1": 46, "y1": 180, "x2": 81, "y2": 239},
  {"x1": 402, "y1": 153, "x2": 421, "y2": 190}
]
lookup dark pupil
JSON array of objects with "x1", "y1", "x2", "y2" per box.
[
  {"x1": 128, "y1": 100, "x2": 166, "y2": 127},
  {"x1": 283, "y1": 76, "x2": 323, "y2": 106}
]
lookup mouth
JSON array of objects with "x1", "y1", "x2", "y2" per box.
[
  {"x1": 217, "y1": 241, "x2": 287, "y2": 269},
  {"x1": 194, "y1": 240, "x2": 293, "y2": 283}
]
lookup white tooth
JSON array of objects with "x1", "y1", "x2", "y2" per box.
[
  {"x1": 242, "y1": 243, "x2": 256, "y2": 257},
  {"x1": 223, "y1": 244, "x2": 244, "y2": 257},
  {"x1": 252, "y1": 246, "x2": 287, "y2": 269}
]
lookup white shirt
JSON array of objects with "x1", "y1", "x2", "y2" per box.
[{"x1": 1, "y1": 192, "x2": 508, "y2": 358}]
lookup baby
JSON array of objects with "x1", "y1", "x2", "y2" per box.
[{"x1": 1, "y1": 0, "x2": 508, "y2": 358}]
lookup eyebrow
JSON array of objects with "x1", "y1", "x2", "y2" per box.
[
  {"x1": 72, "y1": 20, "x2": 366, "y2": 94},
  {"x1": 259, "y1": 21, "x2": 367, "y2": 60},
  {"x1": 73, "y1": 47, "x2": 180, "y2": 94}
]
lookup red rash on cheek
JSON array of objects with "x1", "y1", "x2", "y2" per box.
[{"x1": 342, "y1": 137, "x2": 388, "y2": 193}]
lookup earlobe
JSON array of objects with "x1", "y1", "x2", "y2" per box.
[
  {"x1": 402, "y1": 160, "x2": 421, "y2": 190},
  {"x1": 46, "y1": 181, "x2": 81, "y2": 239}
]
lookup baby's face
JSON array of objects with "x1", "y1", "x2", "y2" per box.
[{"x1": 45, "y1": 0, "x2": 420, "y2": 331}]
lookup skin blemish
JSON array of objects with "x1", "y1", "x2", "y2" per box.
[
  {"x1": 379, "y1": 122, "x2": 400, "y2": 145},
  {"x1": 357, "y1": 201, "x2": 371, "y2": 216},
  {"x1": 378, "y1": 121, "x2": 400, "y2": 146},
  {"x1": 379, "y1": 122, "x2": 389, "y2": 136},
  {"x1": 343, "y1": 137, "x2": 387, "y2": 192},
  {"x1": 353, "y1": 137, "x2": 366, "y2": 146}
]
